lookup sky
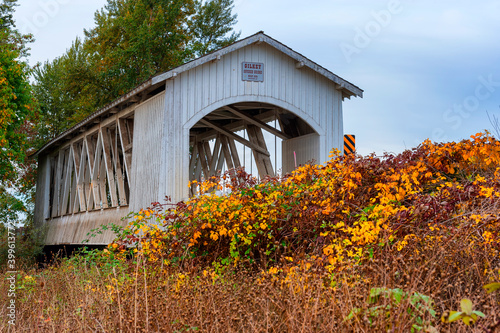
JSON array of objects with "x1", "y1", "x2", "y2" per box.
[{"x1": 12, "y1": 0, "x2": 500, "y2": 156}]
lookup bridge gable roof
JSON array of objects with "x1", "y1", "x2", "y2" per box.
[{"x1": 33, "y1": 31, "x2": 363, "y2": 157}]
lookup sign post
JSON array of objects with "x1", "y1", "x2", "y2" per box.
[{"x1": 344, "y1": 134, "x2": 356, "y2": 155}]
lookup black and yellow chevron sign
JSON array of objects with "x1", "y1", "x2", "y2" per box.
[{"x1": 344, "y1": 134, "x2": 355, "y2": 155}]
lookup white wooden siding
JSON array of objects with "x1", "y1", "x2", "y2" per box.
[
  {"x1": 44, "y1": 209, "x2": 129, "y2": 245},
  {"x1": 33, "y1": 155, "x2": 51, "y2": 228},
  {"x1": 129, "y1": 92, "x2": 166, "y2": 211},
  {"x1": 159, "y1": 43, "x2": 344, "y2": 203},
  {"x1": 282, "y1": 133, "x2": 320, "y2": 174}
]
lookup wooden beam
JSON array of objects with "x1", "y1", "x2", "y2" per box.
[
  {"x1": 51, "y1": 150, "x2": 63, "y2": 217},
  {"x1": 83, "y1": 137, "x2": 95, "y2": 210},
  {"x1": 189, "y1": 144, "x2": 203, "y2": 196},
  {"x1": 203, "y1": 141, "x2": 213, "y2": 167},
  {"x1": 76, "y1": 141, "x2": 87, "y2": 212},
  {"x1": 129, "y1": 95, "x2": 140, "y2": 103},
  {"x1": 60, "y1": 148, "x2": 72, "y2": 216},
  {"x1": 117, "y1": 118, "x2": 133, "y2": 182},
  {"x1": 208, "y1": 136, "x2": 222, "y2": 177},
  {"x1": 192, "y1": 156, "x2": 202, "y2": 195},
  {"x1": 100, "y1": 128, "x2": 119, "y2": 207},
  {"x1": 223, "y1": 106, "x2": 291, "y2": 140},
  {"x1": 246, "y1": 124, "x2": 274, "y2": 178},
  {"x1": 199, "y1": 119, "x2": 270, "y2": 157},
  {"x1": 90, "y1": 134, "x2": 103, "y2": 209},
  {"x1": 194, "y1": 156, "x2": 202, "y2": 181},
  {"x1": 68, "y1": 145, "x2": 79, "y2": 214},
  {"x1": 85, "y1": 134, "x2": 96, "y2": 167},
  {"x1": 110, "y1": 128, "x2": 127, "y2": 206},
  {"x1": 71, "y1": 144, "x2": 80, "y2": 213},
  {"x1": 189, "y1": 144, "x2": 199, "y2": 181},
  {"x1": 227, "y1": 138, "x2": 241, "y2": 168},
  {"x1": 197, "y1": 142, "x2": 210, "y2": 179},
  {"x1": 195, "y1": 109, "x2": 277, "y2": 142},
  {"x1": 68, "y1": 161, "x2": 77, "y2": 214},
  {"x1": 98, "y1": 145, "x2": 108, "y2": 209},
  {"x1": 216, "y1": 146, "x2": 225, "y2": 174},
  {"x1": 220, "y1": 135, "x2": 238, "y2": 180}
]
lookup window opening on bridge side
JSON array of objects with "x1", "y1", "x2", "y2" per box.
[{"x1": 47, "y1": 114, "x2": 134, "y2": 218}]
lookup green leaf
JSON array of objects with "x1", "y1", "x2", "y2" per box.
[
  {"x1": 483, "y1": 282, "x2": 500, "y2": 293},
  {"x1": 460, "y1": 299, "x2": 473, "y2": 315},
  {"x1": 444, "y1": 311, "x2": 463, "y2": 323},
  {"x1": 392, "y1": 288, "x2": 404, "y2": 304},
  {"x1": 368, "y1": 288, "x2": 384, "y2": 304},
  {"x1": 411, "y1": 324, "x2": 422, "y2": 332},
  {"x1": 345, "y1": 308, "x2": 361, "y2": 321},
  {"x1": 472, "y1": 310, "x2": 485, "y2": 318}
]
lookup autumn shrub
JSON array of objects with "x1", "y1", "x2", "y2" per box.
[
  {"x1": 1, "y1": 132, "x2": 499, "y2": 332},
  {"x1": 112, "y1": 133, "x2": 500, "y2": 273}
]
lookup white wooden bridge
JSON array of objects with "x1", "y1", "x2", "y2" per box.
[{"x1": 33, "y1": 32, "x2": 363, "y2": 245}]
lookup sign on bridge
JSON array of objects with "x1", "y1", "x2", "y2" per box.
[{"x1": 242, "y1": 62, "x2": 264, "y2": 82}]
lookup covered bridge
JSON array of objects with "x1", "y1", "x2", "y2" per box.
[{"x1": 33, "y1": 32, "x2": 363, "y2": 246}]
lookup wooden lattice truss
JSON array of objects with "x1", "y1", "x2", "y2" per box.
[
  {"x1": 49, "y1": 102, "x2": 314, "y2": 217},
  {"x1": 189, "y1": 102, "x2": 314, "y2": 194},
  {"x1": 49, "y1": 116, "x2": 134, "y2": 218}
]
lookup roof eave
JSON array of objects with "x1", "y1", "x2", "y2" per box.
[
  {"x1": 32, "y1": 78, "x2": 156, "y2": 158},
  {"x1": 152, "y1": 32, "x2": 364, "y2": 98}
]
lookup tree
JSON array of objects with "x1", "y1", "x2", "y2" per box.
[
  {"x1": 83, "y1": 0, "x2": 197, "y2": 104},
  {"x1": 189, "y1": 0, "x2": 240, "y2": 57},
  {"x1": 0, "y1": 0, "x2": 34, "y2": 184},
  {"x1": 0, "y1": 0, "x2": 16, "y2": 29},
  {"x1": 0, "y1": 0, "x2": 39, "y2": 239},
  {"x1": 33, "y1": 38, "x2": 97, "y2": 142},
  {"x1": 0, "y1": 1, "x2": 45, "y2": 266},
  {"x1": 33, "y1": 0, "x2": 241, "y2": 140}
]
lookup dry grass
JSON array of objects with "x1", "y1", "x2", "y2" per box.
[
  {"x1": 1, "y1": 229, "x2": 499, "y2": 332},
  {"x1": 2, "y1": 134, "x2": 500, "y2": 332}
]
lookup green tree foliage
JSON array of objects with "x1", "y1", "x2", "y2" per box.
[
  {"x1": 33, "y1": 38, "x2": 95, "y2": 142},
  {"x1": 189, "y1": 0, "x2": 240, "y2": 57},
  {"x1": 33, "y1": 0, "x2": 240, "y2": 141},
  {"x1": 0, "y1": 0, "x2": 36, "y2": 221},
  {"x1": 0, "y1": 0, "x2": 16, "y2": 29},
  {"x1": 0, "y1": 1, "x2": 43, "y2": 265},
  {"x1": 0, "y1": 186, "x2": 24, "y2": 225},
  {"x1": 83, "y1": 0, "x2": 196, "y2": 102},
  {"x1": 0, "y1": 0, "x2": 34, "y2": 183}
]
